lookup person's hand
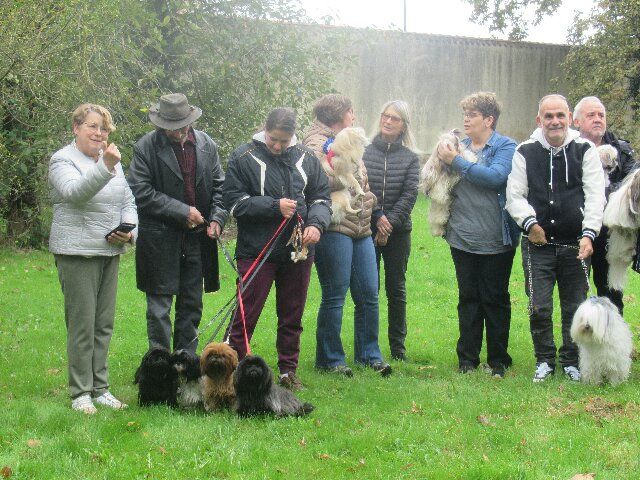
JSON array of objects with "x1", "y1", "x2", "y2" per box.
[
  {"x1": 437, "y1": 141, "x2": 457, "y2": 165},
  {"x1": 302, "y1": 226, "x2": 321, "y2": 246},
  {"x1": 186, "y1": 206, "x2": 205, "y2": 229},
  {"x1": 207, "y1": 221, "x2": 221, "y2": 239},
  {"x1": 279, "y1": 198, "x2": 297, "y2": 219},
  {"x1": 106, "y1": 230, "x2": 131, "y2": 246},
  {"x1": 528, "y1": 224, "x2": 547, "y2": 246},
  {"x1": 376, "y1": 215, "x2": 393, "y2": 236},
  {"x1": 578, "y1": 236, "x2": 594, "y2": 259},
  {"x1": 102, "y1": 142, "x2": 121, "y2": 171}
]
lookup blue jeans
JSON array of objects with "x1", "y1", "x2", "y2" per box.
[{"x1": 315, "y1": 232, "x2": 384, "y2": 368}]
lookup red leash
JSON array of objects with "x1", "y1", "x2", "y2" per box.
[{"x1": 235, "y1": 216, "x2": 293, "y2": 355}]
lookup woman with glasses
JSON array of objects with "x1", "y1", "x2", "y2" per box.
[
  {"x1": 363, "y1": 100, "x2": 420, "y2": 362},
  {"x1": 303, "y1": 94, "x2": 392, "y2": 377},
  {"x1": 436, "y1": 92, "x2": 518, "y2": 378},
  {"x1": 49, "y1": 103, "x2": 137, "y2": 413}
]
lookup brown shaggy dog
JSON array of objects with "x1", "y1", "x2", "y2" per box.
[{"x1": 200, "y1": 342, "x2": 239, "y2": 412}]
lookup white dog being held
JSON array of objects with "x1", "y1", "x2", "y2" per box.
[
  {"x1": 597, "y1": 144, "x2": 618, "y2": 188},
  {"x1": 329, "y1": 127, "x2": 368, "y2": 224},
  {"x1": 570, "y1": 296, "x2": 633, "y2": 386},
  {"x1": 420, "y1": 132, "x2": 477, "y2": 237},
  {"x1": 603, "y1": 169, "x2": 640, "y2": 290}
]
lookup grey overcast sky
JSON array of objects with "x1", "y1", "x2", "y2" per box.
[{"x1": 298, "y1": 0, "x2": 595, "y2": 44}]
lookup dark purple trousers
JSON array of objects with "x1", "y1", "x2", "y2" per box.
[{"x1": 227, "y1": 256, "x2": 313, "y2": 374}]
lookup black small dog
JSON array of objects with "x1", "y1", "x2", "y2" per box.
[
  {"x1": 134, "y1": 347, "x2": 178, "y2": 407},
  {"x1": 170, "y1": 349, "x2": 203, "y2": 409},
  {"x1": 233, "y1": 355, "x2": 314, "y2": 418}
]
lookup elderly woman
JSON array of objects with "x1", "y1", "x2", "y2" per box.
[
  {"x1": 363, "y1": 100, "x2": 420, "y2": 362},
  {"x1": 49, "y1": 103, "x2": 137, "y2": 413},
  {"x1": 303, "y1": 94, "x2": 391, "y2": 377},
  {"x1": 437, "y1": 92, "x2": 518, "y2": 378}
]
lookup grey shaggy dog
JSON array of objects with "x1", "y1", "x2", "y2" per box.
[{"x1": 233, "y1": 355, "x2": 314, "y2": 418}]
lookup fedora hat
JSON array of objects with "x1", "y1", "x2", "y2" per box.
[{"x1": 149, "y1": 93, "x2": 202, "y2": 130}]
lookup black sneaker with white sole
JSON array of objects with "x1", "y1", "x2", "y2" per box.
[{"x1": 533, "y1": 362, "x2": 555, "y2": 383}]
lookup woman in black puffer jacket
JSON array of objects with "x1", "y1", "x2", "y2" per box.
[{"x1": 363, "y1": 100, "x2": 421, "y2": 361}]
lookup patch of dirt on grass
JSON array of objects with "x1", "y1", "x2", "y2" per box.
[{"x1": 582, "y1": 396, "x2": 640, "y2": 422}]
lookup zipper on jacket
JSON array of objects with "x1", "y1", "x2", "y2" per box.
[{"x1": 381, "y1": 143, "x2": 391, "y2": 211}]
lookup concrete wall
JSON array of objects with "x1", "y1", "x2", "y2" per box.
[{"x1": 330, "y1": 29, "x2": 569, "y2": 151}]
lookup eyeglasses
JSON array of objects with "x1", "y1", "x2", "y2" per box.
[
  {"x1": 463, "y1": 111, "x2": 483, "y2": 119},
  {"x1": 83, "y1": 122, "x2": 110, "y2": 134},
  {"x1": 381, "y1": 113, "x2": 403, "y2": 123}
]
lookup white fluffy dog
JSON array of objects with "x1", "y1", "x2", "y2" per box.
[
  {"x1": 597, "y1": 144, "x2": 618, "y2": 188},
  {"x1": 570, "y1": 296, "x2": 633, "y2": 386},
  {"x1": 329, "y1": 127, "x2": 368, "y2": 223},
  {"x1": 420, "y1": 132, "x2": 477, "y2": 236},
  {"x1": 603, "y1": 169, "x2": 640, "y2": 290}
]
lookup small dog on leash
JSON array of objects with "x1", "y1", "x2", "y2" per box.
[
  {"x1": 570, "y1": 296, "x2": 633, "y2": 385},
  {"x1": 134, "y1": 347, "x2": 178, "y2": 407},
  {"x1": 420, "y1": 132, "x2": 477, "y2": 236},
  {"x1": 233, "y1": 355, "x2": 314, "y2": 418},
  {"x1": 200, "y1": 342, "x2": 238, "y2": 412},
  {"x1": 603, "y1": 169, "x2": 640, "y2": 290},
  {"x1": 171, "y1": 349, "x2": 203, "y2": 410},
  {"x1": 329, "y1": 127, "x2": 368, "y2": 224}
]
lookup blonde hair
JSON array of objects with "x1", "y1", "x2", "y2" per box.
[
  {"x1": 371, "y1": 100, "x2": 420, "y2": 153},
  {"x1": 71, "y1": 103, "x2": 115, "y2": 132},
  {"x1": 460, "y1": 92, "x2": 501, "y2": 130}
]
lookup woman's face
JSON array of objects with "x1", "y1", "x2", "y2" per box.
[
  {"x1": 379, "y1": 107, "x2": 405, "y2": 142},
  {"x1": 463, "y1": 109, "x2": 493, "y2": 139},
  {"x1": 73, "y1": 111, "x2": 109, "y2": 159},
  {"x1": 265, "y1": 128, "x2": 293, "y2": 156}
]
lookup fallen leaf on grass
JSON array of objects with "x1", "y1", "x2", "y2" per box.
[
  {"x1": 314, "y1": 419, "x2": 321, "y2": 427},
  {"x1": 158, "y1": 447, "x2": 167, "y2": 455},
  {"x1": 27, "y1": 439, "x2": 41, "y2": 448},
  {"x1": 401, "y1": 401, "x2": 424, "y2": 415},
  {"x1": 318, "y1": 454, "x2": 330, "y2": 460},
  {"x1": 520, "y1": 437, "x2": 527, "y2": 446},
  {"x1": 418, "y1": 365, "x2": 436, "y2": 370},
  {"x1": 400, "y1": 463, "x2": 414, "y2": 470},
  {"x1": 46, "y1": 368, "x2": 61, "y2": 376},
  {"x1": 482, "y1": 454, "x2": 489, "y2": 462},
  {"x1": 1, "y1": 466, "x2": 11, "y2": 478},
  {"x1": 299, "y1": 438, "x2": 306, "y2": 447},
  {"x1": 570, "y1": 474, "x2": 595, "y2": 480},
  {"x1": 476, "y1": 415, "x2": 494, "y2": 427}
]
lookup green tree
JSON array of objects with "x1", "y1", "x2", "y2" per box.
[{"x1": 0, "y1": 0, "x2": 346, "y2": 246}]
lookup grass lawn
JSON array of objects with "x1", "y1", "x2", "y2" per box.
[{"x1": 1, "y1": 196, "x2": 639, "y2": 479}]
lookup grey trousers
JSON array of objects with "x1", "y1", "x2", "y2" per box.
[
  {"x1": 55, "y1": 254, "x2": 120, "y2": 399},
  {"x1": 146, "y1": 235, "x2": 203, "y2": 354},
  {"x1": 521, "y1": 239, "x2": 589, "y2": 368}
]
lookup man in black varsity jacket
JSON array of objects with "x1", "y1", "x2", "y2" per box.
[
  {"x1": 506, "y1": 94, "x2": 605, "y2": 383},
  {"x1": 573, "y1": 96, "x2": 638, "y2": 314}
]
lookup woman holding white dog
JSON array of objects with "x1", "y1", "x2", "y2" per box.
[
  {"x1": 363, "y1": 100, "x2": 420, "y2": 361},
  {"x1": 303, "y1": 94, "x2": 392, "y2": 377},
  {"x1": 49, "y1": 103, "x2": 137, "y2": 413},
  {"x1": 436, "y1": 92, "x2": 518, "y2": 378}
]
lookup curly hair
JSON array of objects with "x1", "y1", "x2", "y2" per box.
[{"x1": 460, "y1": 92, "x2": 501, "y2": 130}]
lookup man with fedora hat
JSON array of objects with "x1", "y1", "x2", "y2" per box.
[{"x1": 128, "y1": 93, "x2": 228, "y2": 354}]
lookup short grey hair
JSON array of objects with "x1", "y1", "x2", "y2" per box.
[
  {"x1": 574, "y1": 96, "x2": 605, "y2": 121},
  {"x1": 537, "y1": 94, "x2": 570, "y2": 116}
]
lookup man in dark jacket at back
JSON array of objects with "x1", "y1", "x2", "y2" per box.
[
  {"x1": 128, "y1": 93, "x2": 228, "y2": 354},
  {"x1": 573, "y1": 96, "x2": 638, "y2": 314}
]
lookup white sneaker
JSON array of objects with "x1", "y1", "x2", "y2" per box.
[
  {"x1": 71, "y1": 393, "x2": 97, "y2": 415},
  {"x1": 533, "y1": 362, "x2": 554, "y2": 383},
  {"x1": 94, "y1": 391, "x2": 128, "y2": 410},
  {"x1": 563, "y1": 366, "x2": 581, "y2": 382}
]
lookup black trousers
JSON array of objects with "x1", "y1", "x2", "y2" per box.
[
  {"x1": 591, "y1": 228, "x2": 624, "y2": 314},
  {"x1": 146, "y1": 233, "x2": 203, "y2": 354},
  {"x1": 375, "y1": 231, "x2": 411, "y2": 357},
  {"x1": 450, "y1": 247, "x2": 515, "y2": 370}
]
